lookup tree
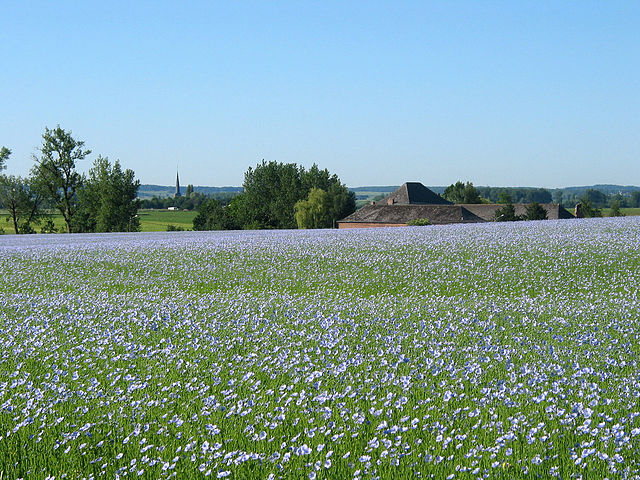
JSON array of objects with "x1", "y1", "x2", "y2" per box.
[
  {"x1": 238, "y1": 161, "x2": 355, "y2": 230},
  {"x1": 443, "y1": 181, "x2": 482, "y2": 204},
  {"x1": 0, "y1": 149, "x2": 44, "y2": 234},
  {"x1": 494, "y1": 193, "x2": 519, "y2": 222},
  {"x1": 583, "y1": 189, "x2": 608, "y2": 208},
  {"x1": 630, "y1": 191, "x2": 640, "y2": 208},
  {"x1": 31, "y1": 126, "x2": 91, "y2": 233},
  {"x1": 0, "y1": 175, "x2": 44, "y2": 234},
  {"x1": 577, "y1": 195, "x2": 602, "y2": 218},
  {"x1": 609, "y1": 200, "x2": 624, "y2": 217},
  {"x1": 524, "y1": 202, "x2": 548, "y2": 221},
  {"x1": 185, "y1": 184, "x2": 194, "y2": 197},
  {"x1": 294, "y1": 188, "x2": 332, "y2": 229},
  {"x1": 75, "y1": 156, "x2": 140, "y2": 232},
  {"x1": 0, "y1": 146, "x2": 10, "y2": 171},
  {"x1": 193, "y1": 198, "x2": 235, "y2": 230},
  {"x1": 241, "y1": 160, "x2": 304, "y2": 229},
  {"x1": 498, "y1": 190, "x2": 513, "y2": 205}
]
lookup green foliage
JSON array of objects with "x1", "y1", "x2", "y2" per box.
[
  {"x1": 0, "y1": 146, "x2": 10, "y2": 171},
  {"x1": 31, "y1": 126, "x2": 91, "y2": 233},
  {"x1": 192, "y1": 198, "x2": 236, "y2": 230},
  {"x1": 407, "y1": 218, "x2": 432, "y2": 226},
  {"x1": 294, "y1": 187, "x2": 332, "y2": 229},
  {"x1": 524, "y1": 202, "x2": 548, "y2": 221},
  {"x1": 0, "y1": 174, "x2": 44, "y2": 234},
  {"x1": 583, "y1": 188, "x2": 608, "y2": 207},
  {"x1": 228, "y1": 161, "x2": 354, "y2": 230},
  {"x1": 166, "y1": 224, "x2": 185, "y2": 231},
  {"x1": 185, "y1": 184, "x2": 194, "y2": 197},
  {"x1": 498, "y1": 190, "x2": 513, "y2": 205},
  {"x1": 577, "y1": 196, "x2": 602, "y2": 218},
  {"x1": 494, "y1": 200, "x2": 519, "y2": 222},
  {"x1": 40, "y1": 218, "x2": 58, "y2": 234},
  {"x1": 442, "y1": 181, "x2": 482, "y2": 204},
  {"x1": 609, "y1": 200, "x2": 624, "y2": 217},
  {"x1": 140, "y1": 191, "x2": 230, "y2": 210},
  {"x1": 476, "y1": 186, "x2": 552, "y2": 204},
  {"x1": 630, "y1": 191, "x2": 640, "y2": 208},
  {"x1": 75, "y1": 156, "x2": 141, "y2": 232}
]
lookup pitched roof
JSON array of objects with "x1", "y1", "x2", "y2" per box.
[
  {"x1": 338, "y1": 204, "x2": 485, "y2": 225},
  {"x1": 338, "y1": 202, "x2": 574, "y2": 226},
  {"x1": 381, "y1": 182, "x2": 452, "y2": 205}
]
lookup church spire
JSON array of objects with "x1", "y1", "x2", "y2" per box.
[{"x1": 175, "y1": 168, "x2": 181, "y2": 197}]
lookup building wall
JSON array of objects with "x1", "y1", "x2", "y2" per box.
[{"x1": 338, "y1": 222, "x2": 407, "y2": 229}]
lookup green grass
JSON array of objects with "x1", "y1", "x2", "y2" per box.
[
  {"x1": 136, "y1": 209, "x2": 197, "y2": 231},
  {"x1": 0, "y1": 209, "x2": 197, "y2": 233},
  {"x1": 601, "y1": 207, "x2": 640, "y2": 216}
]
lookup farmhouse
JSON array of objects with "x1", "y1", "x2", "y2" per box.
[{"x1": 337, "y1": 182, "x2": 573, "y2": 228}]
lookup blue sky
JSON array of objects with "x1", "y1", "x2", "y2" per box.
[{"x1": 2, "y1": 1, "x2": 638, "y2": 188}]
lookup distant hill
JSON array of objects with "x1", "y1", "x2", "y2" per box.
[
  {"x1": 139, "y1": 184, "x2": 640, "y2": 200},
  {"x1": 552, "y1": 184, "x2": 640, "y2": 195}
]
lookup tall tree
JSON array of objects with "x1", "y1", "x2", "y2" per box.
[
  {"x1": 31, "y1": 126, "x2": 91, "y2": 233},
  {"x1": 242, "y1": 161, "x2": 304, "y2": 229},
  {"x1": 76, "y1": 156, "x2": 140, "y2": 232}
]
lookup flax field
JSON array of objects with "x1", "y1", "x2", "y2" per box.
[{"x1": 1, "y1": 217, "x2": 639, "y2": 479}]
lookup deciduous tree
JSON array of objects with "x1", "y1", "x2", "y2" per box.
[
  {"x1": 443, "y1": 181, "x2": 482, "y2": 204},
  {"x1": 31, "y1": 126, "x2": 91, "y2": 233},
  {"x1": 75, "y1": 156, "x2": 140, "y2": 232},
  {"x1": 193, "y1": 198, "x2": 235, "y2": 230},
  {"x1": 0, "y1": 174, "x2": 43, "y2": 234},
  {"x1": 294, "y1": 188, "x2": 332, "y2": 229}
]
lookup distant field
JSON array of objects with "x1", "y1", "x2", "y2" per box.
[
  {"x1": 136, "y1": 209, "x2": 197, "y2": 231},
  {"x1": 605, "y1": 207, "x2": 640, "y2": 216},
  {"x1": 0, "y1": 209, "x2": 197, "y2": 234}
]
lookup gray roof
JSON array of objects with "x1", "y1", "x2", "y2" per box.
[
  {"x1": 381, "y1": 182, "x2": 452, "y2": 205},
  {"x1": 338, "y1": 204, "x2": 485, "y2": 225},
  {"x1": 338, "y1": 202, "x2": 574, "y2": 225}
]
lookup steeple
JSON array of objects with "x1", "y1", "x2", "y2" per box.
[{"x1": 175, "y1": 168, "x2": 181, "y2": 197}]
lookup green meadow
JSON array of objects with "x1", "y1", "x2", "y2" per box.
[{"x1": 0, "y1": 209, "x2": 197, "y2": 234}]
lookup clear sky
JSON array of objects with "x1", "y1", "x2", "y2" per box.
[{"x1": 1, "y1": 1, "x2": 639, "y2": 188}]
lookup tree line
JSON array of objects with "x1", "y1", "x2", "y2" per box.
[
  {"x1": 0, "y1": 126, "x2": 140, "y2": 234},
  {"x1": 442, "y1": 180, "x2": 630, "y2": 219},
  {"x1": 140, "y1": 190, "x2": 238, "y2": 211},
  {"x1": 193, "y1": 161, "x2": 355, "y2": 231}
]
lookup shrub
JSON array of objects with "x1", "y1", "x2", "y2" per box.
[{"x1": 407, "y1": 218, "x2": 432, "y2": 226}]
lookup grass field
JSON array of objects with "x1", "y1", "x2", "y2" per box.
[
  {"x1": 136, "y1": 209, "x2": 197, "y2": 231},
  {"x1": 0, "y1": 209, "x2": 197, "y2": 234},
  {"x1": 1, "y1": 218, "x2": 640, "y2": 479}
]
